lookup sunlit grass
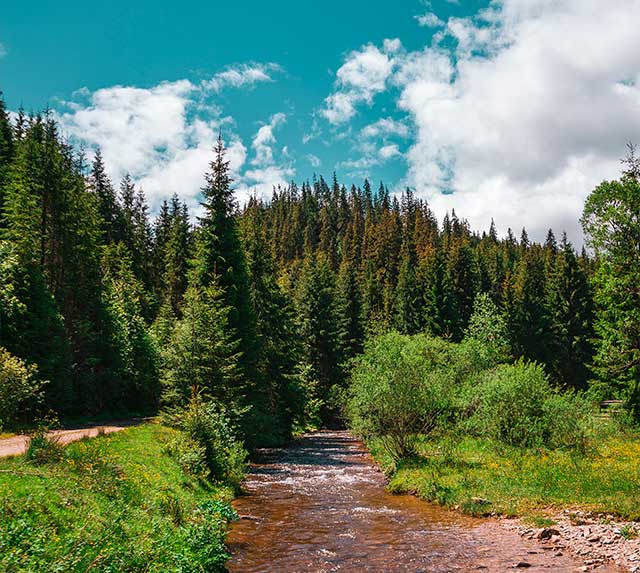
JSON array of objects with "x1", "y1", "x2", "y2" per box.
[
  {"x1": 0, "y1": 423, "x2": 236, "y2": 572},
  {"x1": 370, "y1": 429, "x2": 640, "y2": 520}
]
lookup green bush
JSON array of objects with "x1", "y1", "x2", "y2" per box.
[
  {"x1": 163, "y1": 392, "x2": 247, "y2": 488},
  {"x1": 466, "y1": 360, "x2": 588, "y2": 449},
  {"x1": 347, "y1": 332, "x2": 458, "y2": 460},
  {"x1": 0, "y1": 346, "x2": 46, "y2": 431}
]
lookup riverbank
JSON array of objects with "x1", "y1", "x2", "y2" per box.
[
  {"x1": 0, "y1": 423, "x2": 237, "y2": 572},
  {"x1": 367, "y1": 432, "x2": 640, "y2": 571},
  {"x1": 227, "y1": 430, "x2": 617, "y2": 571}
]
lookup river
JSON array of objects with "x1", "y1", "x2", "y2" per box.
[{"x1": 227, "y1": 430, "x2": 620, "y2": 572}]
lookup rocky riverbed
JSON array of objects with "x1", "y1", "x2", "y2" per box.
[{"x1": 504, "y1": 512, "x2": 640, "y2": 572}]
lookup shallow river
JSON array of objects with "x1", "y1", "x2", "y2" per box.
[{"x1": 227, "y1": 431, "x2": 619, "y2": 572}]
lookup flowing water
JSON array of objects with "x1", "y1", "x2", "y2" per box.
[{"x1": 227, "y1": 431, "x2": 620, "y2": 572}]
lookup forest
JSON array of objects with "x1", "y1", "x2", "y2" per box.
[
  {"x1": 1, "y1": 91, "x2": 640, "y2": 569},
  {"x1": 2, "y1": 94, "x2": 639, "y2": 438}
]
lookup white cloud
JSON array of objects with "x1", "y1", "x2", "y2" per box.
[
  {"x1": 56, "y1": 63, "x2": 282, "y2": 216},
  {"x1": 379, "y1": 144, "x2": 401, "y2": 160},
  {"x1": 203, "y1": 63, "x2": 281, "y2": 92},
  {"x1": 361, "y1": 117, "x2": 409, "y2": 139},
  {"x1": 236, "y1": 165, "x2": 295, "y2": 205},
  {"x1": 307, "y1": 153, "x2": 321, "y2": 168},
  {"x1": 252, "y1": 112, "x2": 287, "y2": 166},
  {"x1": 415, "y1": 12, "x2": 444, "y2": 27},
  {"x1": 390, "y1": 0, "x2": 640, "y2": 242},
  {"x1": 0, "y1": 43, "x2": 6, "y2": 58},
  {"x1": 321, "y1": 41, "x2": 400, "y2": 124}
]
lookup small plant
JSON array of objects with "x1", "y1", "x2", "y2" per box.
[
  {"x1": 24, "y1": 415, "x2": 61, "y2": 464},
  {"x1": 460, "y1": 497, "x2": 492, "y2": 517},
  {"x1": 619, "y1": 524, "x2": 638, "y2": 540},
  {"x1": 524, "y1": 515, "x2": 556, "y2": 528}
]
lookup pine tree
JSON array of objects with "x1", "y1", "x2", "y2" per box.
[
  {"x1": 545, "y1": 234, "x2": 593, "y2": 389},
  {"x1": 89, "y1": 149, "x2": 121, "y2": 243}
]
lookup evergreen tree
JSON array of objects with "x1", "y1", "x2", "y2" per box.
[{"x1": 582, "y1": 161, "x2": 640, "y2": 416}]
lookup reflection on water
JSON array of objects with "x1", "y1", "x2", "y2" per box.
[{"x1": 227, "y1": 431, "x2": 618, "y2": 572}]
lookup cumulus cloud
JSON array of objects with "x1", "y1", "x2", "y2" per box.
[
  {"x1": 252, "y1": 112, "x2": 287, "y2": 166},
  {"x1": 323, "y1": 0, "x2": 640, "y2": 242},
  {"x1": 321, "y1": 41, "x2": 400, "y2": 124},
  {"x1": 56, "y1": 63, "x2": 283, "y2": 215},
  {"x1": 415, "y1": 12, "x2": 444, "y2": 27},
  {"x1": 395, "y1": 0, "x2": 640, "y2": 241}
]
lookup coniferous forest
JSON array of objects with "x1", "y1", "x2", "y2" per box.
[{"x1": 1, "y1": 94, "x2": 639, "y2": 442}]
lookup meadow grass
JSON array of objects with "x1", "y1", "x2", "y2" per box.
[
  {"x1": 0, "y1": 423, "x2": 237, "y2": 572},
  {"x1": 370, "y1": 429, "x2": 640, "y2": 521}
]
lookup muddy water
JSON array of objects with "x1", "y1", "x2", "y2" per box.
[{"x1": 227, "y1": 431, "x2": 619, "y2": 572}]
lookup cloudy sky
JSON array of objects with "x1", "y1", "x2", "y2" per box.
[{"x1": 2, "y1": 0, "x2": 640, "y2": 241}]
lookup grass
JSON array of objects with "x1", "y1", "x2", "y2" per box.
[
  {"x1": 0, "y1": 423, "x2": 237, "y2": 572},
  {"x1": 369, "y1": 429, "x2": 640, "y2": 521}
]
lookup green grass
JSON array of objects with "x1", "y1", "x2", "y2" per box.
[
  {"x1": 370, "y1": 431, "x2": 640, "y2": 521},
  {"x1": 0, "y1": 423, "x2": 237, "y2": 572}
]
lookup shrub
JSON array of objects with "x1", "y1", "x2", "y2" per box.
[
  {"x1": 467, "y1": 360, "x2": 588, "y2": 449},
  {"x1": 25, "y1": 416, "x2": 62, "y2": 464},
  {"x1": 0, "y1": 346, "x2": 46, "y2": 431},
  {"x1": 163, "y1": 391, "x2": 247, "y2": 488},
  {"x1": 347, "y1": 332, "x2": 457, "y2": 460}
]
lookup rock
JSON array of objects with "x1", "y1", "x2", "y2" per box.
[
  {"x1": 513, "y1": 562, "x2": 532, "y2": 568},
  {"x1": 538, "y1": 528, "x2": 561, "y2": 540},
  {"x1": 587, "y1": 535, "x2": 601, "y2": 543}
]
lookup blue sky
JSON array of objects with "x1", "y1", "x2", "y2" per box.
[{"x1": 1, "y1": 0, "x2": 639, "y2": 242}]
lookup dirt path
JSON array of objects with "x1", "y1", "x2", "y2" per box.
[
  {"x1": 227, "y1": 430, "x2": 624, "y2": 572},
  {"x1": 0, "y1": 419, "x2": 145, "y2": 458}
]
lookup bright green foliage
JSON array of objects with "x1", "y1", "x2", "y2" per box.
[
  {"x1": 160, "y1": 283, "x2": 242, "y2": 414},
  {"x1": 465, "y1": 292, "x2": 511, "y2": 363},
  {"x1": 163, "y1": 391, "x2": 247, "y2": 488},
  {"x1": 582, "y1": 166, "x2": 640, "y2": 418},
  {"x1": 0, "y1": 346, "x2": 45, "y2": 431},
  {"x1": 467, "y1": 360, "x2": 587, "y2": 449},
  {"x1": 348, "y1": 333, "x2": 457, "y2": 460},
  {"x1": 0, "y1": 424, "x2": 238, "y2": 572}
]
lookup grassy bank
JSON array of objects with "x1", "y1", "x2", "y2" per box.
[
  {"x1": 0, "y1": 423, "x2": 238, "y2": 572},
  {"x1": 369, "y1": 430, "x2": 640, "y2": 522}
]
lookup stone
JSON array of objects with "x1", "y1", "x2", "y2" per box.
[{"x1": 538, "y1": 528, "x2": 561, "y2": 540}]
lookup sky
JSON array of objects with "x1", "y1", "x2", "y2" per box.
[{"x1": 2, "y1": 0, "x2": 640, "y2": 243}]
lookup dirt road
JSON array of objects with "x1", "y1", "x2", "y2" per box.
[{"x1": 0, "y1": 419, "x2": 145, "y2": 458}]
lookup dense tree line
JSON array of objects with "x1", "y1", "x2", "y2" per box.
[{"x1": 0, "y1": 93, "x2": 639, "y2": 439}]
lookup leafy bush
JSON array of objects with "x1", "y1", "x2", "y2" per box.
[
  {"x1": 0, "y1": 346, "x2": 46, "y2": 431},
  {"x1": 163, "y1": 391, "x2": 247, "y2": 488},
  {"x1": 466, "y1": 360, "x2": 588, "y2": 449},
  {"x1": 347, "y1": 332, "x2": 458, "y2": 460}
]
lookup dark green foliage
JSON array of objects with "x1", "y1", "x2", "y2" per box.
[{"x1": 582, "y1": 157, "x2": 640, "y2": 417}]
